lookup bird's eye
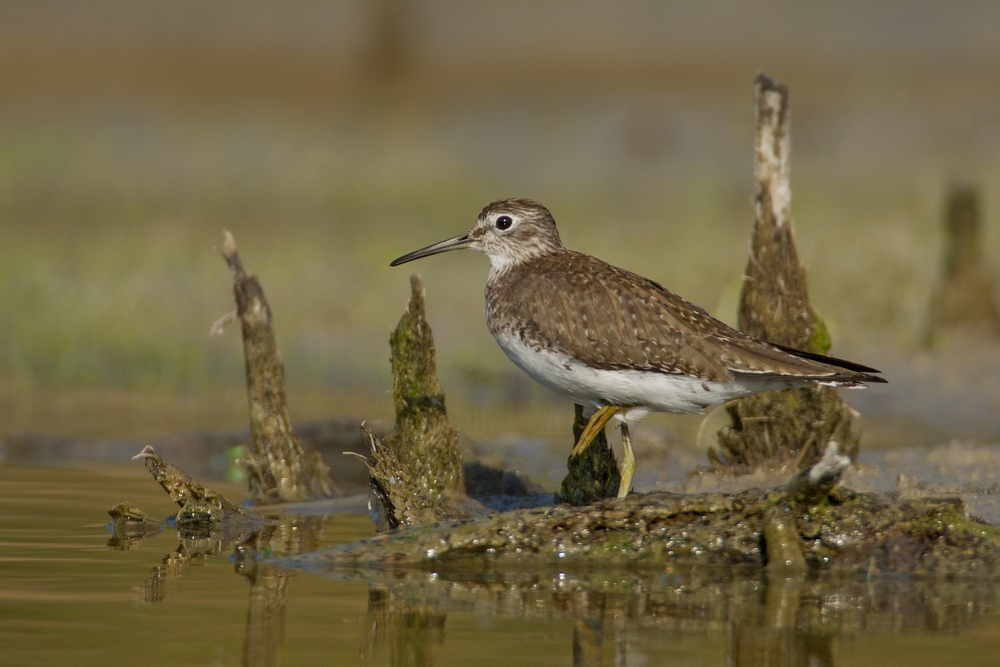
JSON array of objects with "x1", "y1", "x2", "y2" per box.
[{"x1": 495, "y1": 215, "x2": 513, "y2": 230}]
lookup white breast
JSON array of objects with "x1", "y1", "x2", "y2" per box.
[{"x1": 492, "y1": 329, "x2": 756, "y2": 418}]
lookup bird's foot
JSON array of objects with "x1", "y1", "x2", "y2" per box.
[{"x1": 571, "y1": 405, "x2": 622, "y2": 457}]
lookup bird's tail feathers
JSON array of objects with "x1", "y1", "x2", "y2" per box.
[{"x1": 759, "y1": 342, "x2": 887, "y2": 385}]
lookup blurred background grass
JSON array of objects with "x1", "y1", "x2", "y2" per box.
[{"x1": 2, "y1": 0, "x2": 1000, "y2": 445}]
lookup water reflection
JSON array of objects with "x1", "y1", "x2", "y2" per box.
[
  {"x1": 234, "y1": 518, "x2": 326, "y2": 667},
  {"x1": 107, "y1": 510, "x2": 1000, "y2": 666},
  {"x1": 308, "y1": 564, "x2": 999, "y2": 667},
  {"x1": 112, "y1": 512, "x2": 331, "y2": 665},
  {"x1": 363, "y1": 585, "x2": 448, "y2": 666},
  {"x1": 239, "y1": 563, "x2": 289, "y2": 667},
  {"x1": 569, "y1": 592, "x2": 628, "y2": 667},
  {"x1": 727, "y1": 575, "x2": 833, "y2": 667},
  {"x1": 146, "y1": 534, "x2": 246, "y2": 604}
]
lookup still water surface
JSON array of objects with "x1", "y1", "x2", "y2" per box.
[{"x1": 4, "y1": 463, "x2": 1000, "y2": 666}]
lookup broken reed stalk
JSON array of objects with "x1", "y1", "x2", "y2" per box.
[
  {"x1": 218, "y1": 230, "x2": 335, "y2": 503},
  {"x1": 712, "y1": 72, "x2": 860, "y2": 474},
  {"x1": 928, "y1": 183, "x2": 1000, "y2": 342}
]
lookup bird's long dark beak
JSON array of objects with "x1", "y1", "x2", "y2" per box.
[{"x1": 389, "y1": 234, "x2": 472, "y2": 266}]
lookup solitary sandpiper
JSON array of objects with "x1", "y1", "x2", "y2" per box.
[{"x1": 390, "y1": 198, "x2": 885, "y2": 498}]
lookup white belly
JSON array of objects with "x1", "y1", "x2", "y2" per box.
[{"x1": 492, "y1": 330, "x2": 755, "y2": 418}]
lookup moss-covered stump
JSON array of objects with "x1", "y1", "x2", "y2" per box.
[
  {"x1": 737, "y1": 74, "x2": 816, "y2": 350},
  {"x1": 337, "y1": 276, "x2": 552, "y2": 530},
  {"x1": 386, "y1": 275, "x2": 465, "y2": 499},
  {"x1": 354, "y1": 424, "x2": 488, "y2": 531},
  {"x1": 713, "y1": 72, "x2": 860, "y2": 472},
  {"x1": 352, "y1": 276, "x2": 502, "y2": 531},
  {"x1": 217, "y1": 230, "x2": 336, "y2": 503},
  {"x1": 287, "y1": 487, "x2": 1000, "y2": 578},
  {"x1": 557, "y1": 404, "x2": 621, "y2": 505},
  {"x1": 132, "y1": 444, "x2": 262, "y2": 528},
  {"x1": 712, "y1": 388, "x2": 858, "y2": 473}
]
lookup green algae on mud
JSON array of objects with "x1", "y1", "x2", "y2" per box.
[{"x1": 287, "y1": 486, "x2": 1000, "y2": 578}]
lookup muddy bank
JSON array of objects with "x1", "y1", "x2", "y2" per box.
[{"x1": 287, "y1": 484, "x2": 1000, "y2": 577}]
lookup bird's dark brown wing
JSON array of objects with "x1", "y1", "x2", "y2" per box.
[{"x1": 496, "y1": 251, "x2": 881, "y2": 384}]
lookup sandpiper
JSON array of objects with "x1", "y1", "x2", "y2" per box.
[{"x1": 390, "y1": 198, "x2": 885, "y2": 498}]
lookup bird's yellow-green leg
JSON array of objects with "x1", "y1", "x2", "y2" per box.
[
  {"x1": 617, "y1": 423, "x2": 636, "y2": 499},
  {"x1": 571, "y1": 405, "x2": 623, "y2": 457}
]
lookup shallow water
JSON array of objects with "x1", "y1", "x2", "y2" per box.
[{"x1": 4, "y1": 463, "x2": 1000, "y2": 666}]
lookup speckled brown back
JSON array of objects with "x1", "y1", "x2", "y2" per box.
[{"x1": 486, "y1": 250, "x2": 881, "y2": 385}]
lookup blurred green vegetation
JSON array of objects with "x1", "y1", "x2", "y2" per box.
[
  {"x1": 2, "y1": 1, "x2": 1000, "y2": 440},
  {"x1": 2, "y1": 118, "x2": 986, "y2": 394}
]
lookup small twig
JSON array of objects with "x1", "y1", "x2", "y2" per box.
[{"x1": 209, "y1": 310, "x2": 238, "y2": 336}]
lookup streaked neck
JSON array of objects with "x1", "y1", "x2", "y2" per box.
[
  {"x1": 486, "y1": 246, "x2": 563, "y2": 281},
  {"x1": 485, "y1": 239, "x2": 563, "y2": 280}
]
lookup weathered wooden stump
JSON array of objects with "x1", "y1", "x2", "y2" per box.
[
  {"x1": 216, "y1": 230, "x2": 336, "y2": 503},
  {"x1": 712, "y1": 72, "x2": 861, "y2": 473}
]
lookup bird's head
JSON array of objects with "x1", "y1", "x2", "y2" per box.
[{"x1": 390, "y1": 198, "x2": 564, "y2": 274}]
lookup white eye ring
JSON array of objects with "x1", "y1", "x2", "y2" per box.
[{"x1": 495, "y1": 215, "x2": 514, "y2": 231}]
